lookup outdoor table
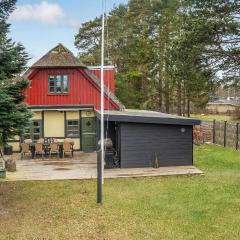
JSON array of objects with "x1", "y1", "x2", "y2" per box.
[{"x1": 29, "y1": 141, "x2": 74, "y2": 159}]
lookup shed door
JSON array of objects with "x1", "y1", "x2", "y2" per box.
[{"x1": 82, "y1": 117, "x2": 97, "y2": 152}]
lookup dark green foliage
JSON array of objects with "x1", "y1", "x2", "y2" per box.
[
  {"x1": 185, "y1": 0, "x2": 240, "y2": 87},
  {"x1": 0, "y1": 40, "x2": 29, "y2": 82},
  {"x1": 0, "y1": 0, "x2": 16, "y2": 37},
  {"x1": 75, "y1": 0, "x2": 240, "y2": 115},
  {"x1": 0, "y1": 80, "x2": 32, "y2": 146},
  {"x1": 75, "y1": 17, "x2": 102, "y2": 65},
  {"x1": 0, "y1": 0, "x2": 32, "y2": 146}
]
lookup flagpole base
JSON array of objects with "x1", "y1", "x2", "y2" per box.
[{"x1": 97, "y1": 150, "x2": 103, "y2": 204}]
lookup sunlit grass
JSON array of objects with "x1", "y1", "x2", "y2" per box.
[
  {"x1": 1, "y1": 145, "x2": 240, "y2": 239},
  {"x1": 191, "y1": 114, "x2": 231, "y2": 122}
]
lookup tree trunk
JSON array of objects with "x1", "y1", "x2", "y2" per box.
[
  {"x1": 165, "y1": 87, "x2": 170, "y2": 113},
  {"x1": 182, "y1": 87, "x2": 186, "y2": 116},
  {"x1": 165, "y1": 59, "x2": 170, "y2": 114},
  {"x1": 177, "y1": 82, "x2": 182, "y2": 116},
  {"x1": 158, "y1": 76, "x2": 163, "y2": 112},
  {"x1": 187, "y1": 99, "x2": 190, "y2": 117}
]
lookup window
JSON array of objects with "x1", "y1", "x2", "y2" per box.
[
  {"x1": 66, "y1": 120, "x2": 79, "y2": 137},
  {"x1": 24, "y1": 121, "x2": 42, "y2": 140},
  {"x1": 48, "y1": 75, "x2": 69, "y2": 94},
  {"x1": 32, "y1": 121, "x2": 42, "y2": 140}
]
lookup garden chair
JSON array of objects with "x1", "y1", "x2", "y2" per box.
[
  {"x1": 63, "y1": 142, "x2": 73, "y2": 158},
  {"x1": 49, "y1": 143, "x2": 59, "y2": 159},
  {"x1": 24, "y1": 139, "x2": 32, "y2": 144},
  {"x1": 37, "y1": 138, "x2": 44, "y2": 143},
  {"x1": 20, "y1": 143, "x2": 31, "y2": 159},
  {"x1": 34, "y1": 142, "x2": 44, "y2": 159}
]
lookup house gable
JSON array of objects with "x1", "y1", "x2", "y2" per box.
[
  {"x1": 25, "y1": 68, "x2": 122, "y2": 110},
  {"x1": 25, "y1": 43, "x2": 124, "y2": 110}
]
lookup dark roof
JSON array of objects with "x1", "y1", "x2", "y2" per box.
[
  {"x1": 31, "y1": 43, "x2": 85, "y2": 68},
  {"x1": 96, "y1": 109, "x2": 201, "y2": 126}
]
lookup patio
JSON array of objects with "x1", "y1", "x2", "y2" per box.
[{"x1": 4, "y1": 152, "x2": 203, "y2": 181}]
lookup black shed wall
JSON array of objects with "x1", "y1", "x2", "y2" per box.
[{"x1": 120, "y1": 123, "x2": 193, "y2": 168}]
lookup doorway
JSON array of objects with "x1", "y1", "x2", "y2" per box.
[{"x1": 81, "y1": 117, "x2": 97, "y2": 152}]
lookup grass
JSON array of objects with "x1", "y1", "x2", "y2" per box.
[
  {"x1": 191, "y1": 114, "x2": 231, "y2": 121},
  {"x1": 1, "y1": 145, "x2": 240, "y2": 240}
]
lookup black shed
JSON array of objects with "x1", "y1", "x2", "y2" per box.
[{"x1": 96, "y1": 110, "x2": 201, "y2": 168}]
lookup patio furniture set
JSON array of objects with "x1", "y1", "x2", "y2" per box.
[{"x1": 20, "y1": 138, "x2": 74, "y2": 159}]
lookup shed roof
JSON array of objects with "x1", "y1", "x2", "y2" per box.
[
  {"x1": 96, "y1": 109, "x2": 201, "y2": 126},
  {"x1": 31, "y1": 43, "x2": 85, "y2": 68}
]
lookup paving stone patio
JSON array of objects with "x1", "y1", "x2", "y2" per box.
[{"x1": 4, "y1": 152, "x2": 203, "y2": 181}]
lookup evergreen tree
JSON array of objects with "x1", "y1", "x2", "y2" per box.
[
  {"x1": 0, "y1": 0, "x2": 32, "y2": 147},
  {"x1": 75, "y1": 0, "x2": 239, "y2": 115},
  {"x1": 185, "y1": 0, "x2": 240, "y2": 86}
]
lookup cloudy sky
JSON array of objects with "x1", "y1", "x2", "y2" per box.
[{"x1": 9, "y1": 0, "x2": 128, "y2": 66}]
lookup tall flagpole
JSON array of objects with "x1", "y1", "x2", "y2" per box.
[
  {"x1": 101, "y1": 0, "x2": 105, "y2": 185},
  {"x1": 97, "y1": 0, "x2": 105, "y2": 204}
]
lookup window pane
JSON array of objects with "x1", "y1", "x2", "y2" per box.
[
  {"x1": 73, "y1": 121, "x2": 77, "y2": 125},
  {"x1": 49, "y1": 80, "x2": 55, "y2": 87},
  {"x1": 49, "y1": 76, "x2": 55, "y2": 93},
  {"x1": 68, "y1": 121, "x2": 73, "y2": 125},
  {"x1": 67, "y1": 120, "x2": 79, "y2": 137},
  {"x1": 68, "y1": 126, "x2": 78, "y2": 131},
  {"x1": 33, "y1": 121, "x2": 40, "y2": 127},
  {"x1": 68, "y1": 131, "x2": 79, "y2": 134},
  {"x1": 67, "y1": 126, "x2": 78, "y2": 130},
  {"x1": 56, "y1": 76, "x2": 62, "y2": 93},
  {"x1": 67, "y1": 132, "x2": 79, "y2": 137},
  {"x1": 62, "y1": 75, "x2": 69, "y2": 93},
  {"x1": 33, "y1": 128, "x2": 40, "y2": 134},
  {"x1": 68, "y1": 120, "x2": 78, "y2": 126},
  {"x1": 33, "y1": 134, "x2": 40, "y2": 140},
  {"x1": 49, "y1": 86, "x2": 55, "y2": 93}
]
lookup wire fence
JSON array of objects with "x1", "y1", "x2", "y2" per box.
[{"x1": 193, "y1": 120, "x2": 240, "y2": 151}]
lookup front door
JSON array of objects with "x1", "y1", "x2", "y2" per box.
[{"x1": 81, "y1": 117, "x2": 97, "y2": 152}]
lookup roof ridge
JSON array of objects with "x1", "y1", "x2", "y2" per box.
[
  {"x1": 31, "y1": 43, "x2": 85, "y2": 68},
  {"x1": 57, "y1": 43, "x2": 76, "y2": 58}
]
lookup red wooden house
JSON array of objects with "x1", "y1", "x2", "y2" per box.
[
  {"x1": 9, "y1": 43, "x2": 200, "y2": 169},
  {"x1": 18, "y1": 43, "x2": 124, "y2": 152}
]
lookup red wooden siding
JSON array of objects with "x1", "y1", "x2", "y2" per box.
[
  {"x1": 25, "y1": 68, "x2": 119, "y2": 110},
  {"x1": 89, "y1": 68, "x2": 115, "y2": 93}
]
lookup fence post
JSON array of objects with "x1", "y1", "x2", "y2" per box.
[
  {"x1": 224, "y1": 121, "x2": 227, "y2": 147},
  {"x1": 213, "y1": 119, "x2": 216, "y2": 144},
  {"x1": 236, "y1": 123, "x2": 239, "y2": 151}
]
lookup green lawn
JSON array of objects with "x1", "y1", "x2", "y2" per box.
[
  {"x1": 1, "y1": 145, "x2": 240, "y2": 240},
  {"x1": 191, "y1": 114, "x2": 230, "y2": 122}
]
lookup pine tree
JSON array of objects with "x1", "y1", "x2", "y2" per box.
[
  {"x1": 185, "y1": 0, "x2": 240, "y2": 86},
  {"x1": 75, "y1": 0, "x2": 239, "y2": 114},
  {"x1": 0, "y1": 0, "x2": 32, "y2": 147}
]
